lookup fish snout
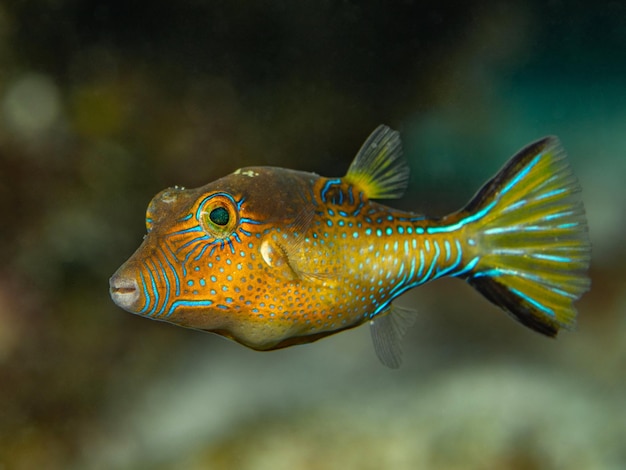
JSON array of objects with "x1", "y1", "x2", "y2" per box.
[{"x1": 109, "y1": 272, "x2": 140, "y2": 312}]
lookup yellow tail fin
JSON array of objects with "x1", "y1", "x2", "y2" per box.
[{"x1": 461, "y1": 137, "x2": 591, "y2": 336}]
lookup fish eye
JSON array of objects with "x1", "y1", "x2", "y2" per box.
[
  {"x1": 209, "y1": 206, "x2": 230, "y2": 226},
  {"x1": 198, "y1": 192, "x2": 239, "y2": 238}
]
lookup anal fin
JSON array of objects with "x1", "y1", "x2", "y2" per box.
[{"x1": 369, "y1": 304, "x2": 417, "y2": 369}]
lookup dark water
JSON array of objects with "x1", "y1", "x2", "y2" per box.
[{"x1": 1, "y1": 2, "x2": 624, "y2": 469}]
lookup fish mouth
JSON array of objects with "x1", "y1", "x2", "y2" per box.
[{"x1": 109, "y1": 274, "x2": 140, "y2": 311}]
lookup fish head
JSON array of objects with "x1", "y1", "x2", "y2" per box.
[{"x1": 109, "y1": 166, "x2": 320, "y2": 348}]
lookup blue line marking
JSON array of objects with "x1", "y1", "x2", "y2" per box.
[
  {"x1": 166, "y1": 299, "x2": 214, "y2": 317},
  {"x1": 139, "y1": 271, "x2": 150, "y2": 314},
  {"x1": 155, "y1": 257, "x2": 170, "y2": 316},
  {"x1": 170, "y1": 225, "x2": 203, "y2": 237},
  {"x1": 181, "y1": 243, "x2": 205, "y2": 276},
  {"x1": 503, "y1": 199, "x2": 527, "y2": 213},
  {"x1": 371, "y1": 280, "x2": 421, "y2": 318},
  {"x1": 161, "y1": 247, "x2": 180, "y2": 296},
  {"x1": 532, "y1": 253, "x2": 571, "y2": 263},
  {"x1": 434, "y1": 240, "x2": 463, "y2": 279},
  {"x1": 536, "y1": 187, "x2": 566, "y2": 201},
  {"x1": 178, "y1": 235, "x2": 210, "y2": 252},
  {"x1": 426, "y1": 199, "x2": 498, "y2": 234},
  {"x1": 417, "y1": 249, "x2": 425, "y2": 279},
  {"x1": 320, "y1": 178, "x2": 341, "y2": 202},
  {"x1": 144, "y1": 261, "x2": 160, "y2": 317},
  {"x1": 483, "y1": 226, "x2": 520, "y2": 235},
  {"x1": 452, "y1": 256, "x2": 480, "y2": 278},
  {"x1": 240, "y1": 217, "x2": 264, "y2": 225},
  {"x1": 509, "y1": 286, "x2": 555, "y2": 317},
  {"x1": 420, "y1": 240, "x2": 440, "y2": 283},
  {"x1": 193, "y1": 243, "x2": 211, "y2": 261},
  {"x1": 500, "y1": 153, "x2": 542, "y2": 197},
  {"x1": 408, "y1": 255, "x2": 416, "y2": 280},
  {"x1": 352, "y1": 194, "x2": 365, "y2": 216},
  {"x1": 544, "y1": 211, "x2": 573, "y2": 221}
]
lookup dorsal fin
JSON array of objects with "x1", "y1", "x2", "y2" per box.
[{"x1": 344, "y1": 125, "x2": 410, "y2": 199}]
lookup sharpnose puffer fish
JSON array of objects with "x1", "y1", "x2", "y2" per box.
[{"x1": 110, "y1": 125, "x2": 591, "y2": 367}]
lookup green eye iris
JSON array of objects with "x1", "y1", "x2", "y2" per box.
[{"x1": 209, "y1": 206, "x2": 229, "y2": 226}]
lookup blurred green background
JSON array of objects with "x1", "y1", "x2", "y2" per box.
[{"x1": 0, "y1": 1, "x2": 624, "y2": 469}]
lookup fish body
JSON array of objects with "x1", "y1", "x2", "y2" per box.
[{"x1": 110, "y1": 126, "x2": 591, "y2": 367}]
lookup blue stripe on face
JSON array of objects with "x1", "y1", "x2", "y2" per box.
[
  {"x1": 161, "y1": 246, "x2": 181, "y2": 296},
  {"x1": 155, "y1": 257, "x2": 171, "y2": 316},
  {"x1": 166, "y1": 299, "x2": 214, "y2": 317},
  {"x1": 169, "y1": 225, "x2": 204, "y2": 237},
  {"x1": 164, "y1": 244, "x2": 182, "y2": 295},
  {"x1": 138, "y1": 270, "x2": 151, "y2": 314},
  {"x1": 144, "y1": 261, "x2": 160, "y2": 317},
  {"x1": 177, "y1": 235, "x2": 210, "y2": 252}
]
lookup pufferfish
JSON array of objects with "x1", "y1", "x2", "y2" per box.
[{"x1": 110, "y1": 125, "x2": 591, "y2": 368}]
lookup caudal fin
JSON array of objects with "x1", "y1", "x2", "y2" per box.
[{"x1": 460, "y1": 137, "x2": 591, "y2": 336}]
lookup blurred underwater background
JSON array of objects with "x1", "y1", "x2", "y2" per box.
[{"x1": 1, "y1": 1, "x2": 625, "y2": 468}]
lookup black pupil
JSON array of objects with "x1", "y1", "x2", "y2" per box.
[{"x1": 209, "y1": 206, "x2": 230, "y2": 226}]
